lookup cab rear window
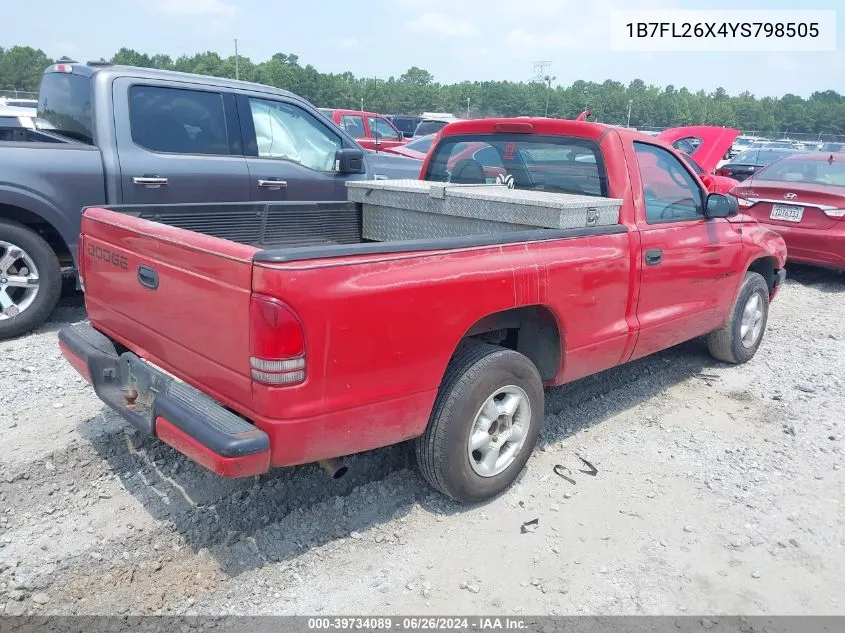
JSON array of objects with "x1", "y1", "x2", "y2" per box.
[
  {"x1": 424, "y1": 134, "x2": 608, "y2": 197},
  {"x1": 37, "y1": 72, "x2": 94, "y2": 144}
]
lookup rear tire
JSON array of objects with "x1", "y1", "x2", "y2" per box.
[
  {"x1": 706, "y1": 271, "x2": 769, "y2": 364},
  {"x1": 0, "y1": 219, "x2": 62, "y2": 340},
  {"x1": 415, "y1": 342, "x2": 544, "y2": 503}
]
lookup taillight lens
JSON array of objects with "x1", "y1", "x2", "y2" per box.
[
  {"x1": 249, "y1": 295, "x2": 306, "y2": 386},
  {"x1": 823, "y1": 208, "x2": 845, "y2": 219}
]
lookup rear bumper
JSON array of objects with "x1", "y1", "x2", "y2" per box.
[
  {"x1": 58, "y1": 324, "x2": 270, "y2": 478},
  {"x1": 759, "y1": 221, "x2": 845, "y2": 271}
]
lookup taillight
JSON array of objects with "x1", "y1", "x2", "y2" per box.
[
  {"x1": 715, "y1": 168, "x2": 729, "y2": 177},
  {"x1": 822, "y1": 208, "x2": 845, "y2": 219},
  {"x1": 249, "y1": 295, "x2": 306, "y2": 386}
]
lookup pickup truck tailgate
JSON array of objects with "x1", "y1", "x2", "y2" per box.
[{"x1": 80, "y1": 207, "x2": 259, "y2": 408}]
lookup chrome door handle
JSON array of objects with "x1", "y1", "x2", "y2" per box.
[
  {"x1": 258, "y1": 179, "x2": 288, "y2": 189},
  {"x1": 132, "y1": 176, "x2": 168, "y2": 187}
]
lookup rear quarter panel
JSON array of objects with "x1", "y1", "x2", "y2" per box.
[
  {"x1": 251, "y1": 231, "x2": 632, "y2": 435},
  {"x1": 0, "y1": 144, "x2": 105, "y2": 269}
]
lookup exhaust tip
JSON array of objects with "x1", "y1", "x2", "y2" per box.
[{"x1": 319, "y1": 458, "x2": 348, "y2": 479}]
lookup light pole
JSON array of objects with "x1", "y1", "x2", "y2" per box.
[
  {"x1": 626, "y1": 99, "x2": 633, "y2": 128},
  {"x1": 234, "y1": 39, "x2": 239, "y2": 80},
  {"x1": 544, "y1": 74, "x2": 556, "y2": 117}
]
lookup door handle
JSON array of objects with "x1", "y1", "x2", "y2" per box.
[
  {"x1": 258, "y1": 179, "x2": 288, "y2": 189},
  {"x1": 132, "y1": 176, "x2": 168, "y2": 187},
  {"x1": 137, "y1": 265, "x2": 159, "y2": 290},
  {"x1": 645, "y1": 248, "x2": 663, "y2": 266}
]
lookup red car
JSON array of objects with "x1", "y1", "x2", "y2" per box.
[
  {"x1": 657, "y1": 126, "x2": 741, "y2": 194},
  {"x1": 381, "y1": 133, "x2": 436, "y2": 160},
  {"x1": 320, "y1": 109, "x2": 407, "y2": 151},
  {"x1": 732, "y1": 152, "x2": 845, "y2": 270},
  {"x1": 59, "y1": 117, "x2": 785, "y2": 503}
]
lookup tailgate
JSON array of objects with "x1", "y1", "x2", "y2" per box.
[{"x1": 80, "y1": 207, "x2": 260, "y2": 409}]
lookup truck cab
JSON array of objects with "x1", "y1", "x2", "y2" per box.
[{"x1": 320, "y1": 108, "x2": 407, "y2": 151}]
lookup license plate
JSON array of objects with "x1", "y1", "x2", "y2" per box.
[{"x1": 770, "y1": 204, "x2": 804, "y2": 223}]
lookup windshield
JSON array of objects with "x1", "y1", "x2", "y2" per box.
[
  {"x1": 756, "y1": 156, "x2": 845, "y2": 186},
  {"x1": 36, "y1": 72, "x2": 94, "y2": 144},
  {"x1": 415, "y1": 120, "x2": 448, "y2": 136},
  {"x1": 733, "y1": 149, "x2": 794, "y2": 165},
  {"x1": 764, "y1": 141, "x2": 795, "y2": 150},
  {"x1": 405, "y1": 134, "x2": 435, "y2": 153},
  {"x1": 424, "y1": 134, "x2": 608, "y2": 197}
]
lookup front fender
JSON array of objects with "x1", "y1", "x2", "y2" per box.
[{"x1": 741, "y1": 219, "x2": 787, "y2": 269}]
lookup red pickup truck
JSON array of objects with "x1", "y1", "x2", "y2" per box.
[
  {"x1": 59, "y1": 118, "x2": 787, "y2": 503},
  {"x1": 320, "y1": 108, "x2": 407, "y2": 152}
]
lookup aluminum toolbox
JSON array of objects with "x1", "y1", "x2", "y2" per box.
[{"x1": 346, "y1": 179, "x2": 622, "y2": 242}]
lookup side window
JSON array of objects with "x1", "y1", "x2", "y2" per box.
[
  {"x1": 248, "y1": 98, "x2": 342, "y2": 172},
  {"x1": 368, "y1": 116, "x2": 399, "y2": 140},
  {"x1": 671, "y1": 136, "x2": 702, "y2": 155},
  {"x1": 634, "y1": 142, "x2": 704, "y2": 223},
  {"x1": 129, "y1": 85, "x2": 229, "y2": 155},
  {"x1": 339, "y1": 114, "x2": 365, "y2": 138},
  {"x1": 679, "y1": 153, "x2": 704, "y2": 175}
]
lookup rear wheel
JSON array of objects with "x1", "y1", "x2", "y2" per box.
[
  {"x1": 415, "y1": 343, "x2": 544, "y2": 503},
  {"x1": 0, "y1": 219, "x2": 62, "y2": 340},
  {"x1": 706, "y1": 271, "x2": 769, "y2": 364}
]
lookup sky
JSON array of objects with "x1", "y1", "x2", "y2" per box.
[{"x1": 2, "y1": 0, "x2": 843, "y2": 97}]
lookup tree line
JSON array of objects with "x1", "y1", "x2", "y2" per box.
[{"x1": 2, "y1": 44, "x2": 843, "y2": 136}]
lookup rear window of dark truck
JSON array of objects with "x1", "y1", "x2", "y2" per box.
[
  {"x1": 424, "y1": 134, "x2": 609, "y2": 198},
  {"x1": 37, "y1": 72, "x2": 94, "y2": 144}
]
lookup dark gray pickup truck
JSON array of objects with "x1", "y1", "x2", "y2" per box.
[{"x1": 0, "y1": 61, "x2": 420, "y2": 338}]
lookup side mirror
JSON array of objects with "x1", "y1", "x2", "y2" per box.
[
  {"x1": 705, "y1": 193, "x2": 739, "y2": 218},
  {"x1": 398, "y1": 131, "x2": 405, "y2": 140},
  {"x1": 335, "y1": 148, "x2": 366, "y2": 174}
]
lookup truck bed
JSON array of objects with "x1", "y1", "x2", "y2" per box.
[
  {"x1": 101, "y1": 200, "x2": 623, "y2": 264},
  {"x1": 77, "y1": 199, "x2": 631, "y2": 468}
]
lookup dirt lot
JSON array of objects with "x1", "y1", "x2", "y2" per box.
[{"x1": 1, "y1": 266, "x2": 843, "y2": 616}]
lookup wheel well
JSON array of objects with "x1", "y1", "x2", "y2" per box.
[
  {"x1": 461, "y1": 306, "x2": 562, "y2": 381},
  {"x1": 0, "y1": 204, "x2": 73, "y2": 268},
  {"x1": 747, "y1": 256, "x2": 776, "y2": 293}
]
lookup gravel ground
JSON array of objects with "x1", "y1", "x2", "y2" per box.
[{"x1": 0, "y1": 265, "x2": 843, "y2": 617}]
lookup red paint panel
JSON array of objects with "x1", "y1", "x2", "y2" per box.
[
  {"x1": 155, "y1": 417, "x2": 270, "y2": 477},
  {"x1": 252, "y1": 230, "x2": 633, "y2": 425},
  {"x1": 59, "y1": 341, "x2": 92, "y2": 383},
  {"x1": 81, "y1": 209, "x2": 256, "y2": 409}
]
